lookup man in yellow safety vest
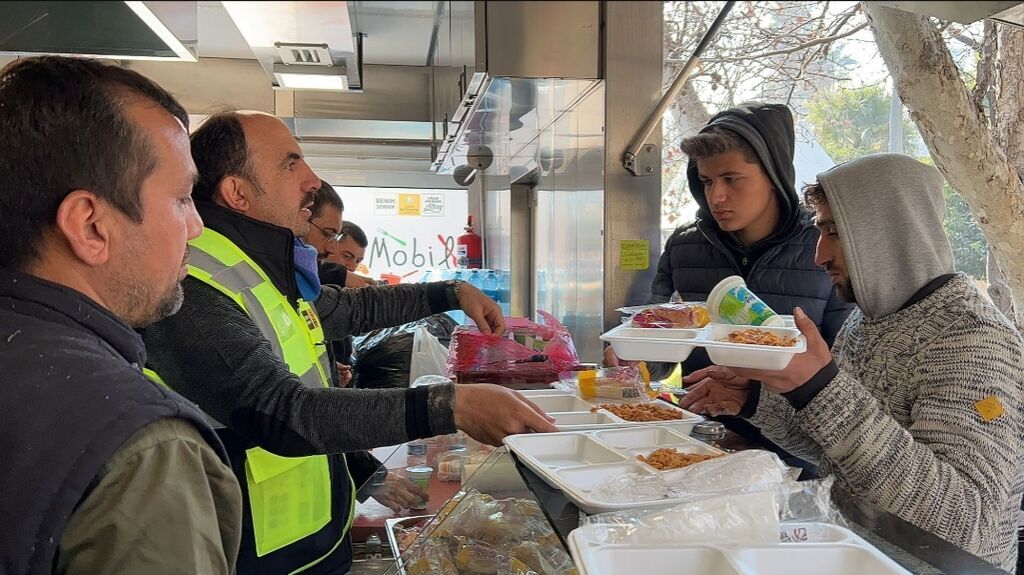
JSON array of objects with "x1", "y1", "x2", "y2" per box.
[{"x1": 143, "y1": 110, "x2": 557, "y2": 574}]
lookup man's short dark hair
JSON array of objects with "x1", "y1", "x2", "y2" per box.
[
  {"x1": 0, "y1": 55, "x2": 188, "y2": 271},
  {"x1": 680, "y1": 126, "x2": 759, "y2": 164},
  {"x1": 190, "y1": 110, "x2": 256, "y2": 203},
  {"x1": 803, "y1": 182, "x2": 828, "y2": 208},
  {"x1": 311, "y1": 180, "x2": 344, "y2": 219},
  {"x1": 340, "y1": 221, "x2": 368, "y2": 248}
]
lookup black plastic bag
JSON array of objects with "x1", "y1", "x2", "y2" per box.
[{"x1": 352, "y1": 314, "x2": 458, "y2": 389}]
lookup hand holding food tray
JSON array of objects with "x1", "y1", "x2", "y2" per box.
[
  {"x1": 600, "y1": 323, "x2": 806, "y2": 370},
  {"x1": 521, "y1": 390, "x2": 702, "y2": 433}
]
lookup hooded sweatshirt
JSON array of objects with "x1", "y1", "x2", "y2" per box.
[
  {"x1": 686, "y1": 102, "x2": 804, "y2": 257},
  {"x1": 748, "y1": 154, "x2": 1024, "y2": 571},
  {"x1": 818, "y1": 154, "x2": 955, "y2": 318}
]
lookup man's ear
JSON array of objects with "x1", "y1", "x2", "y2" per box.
[
  {"x1": 54, "y1": 190, "x2": 114, "y2": 267},
  {"x1": 215, "y1": 176, "x2": 254, "y2": 212}
]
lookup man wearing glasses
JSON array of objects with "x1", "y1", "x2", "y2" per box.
[{"x1": 305, "y1": 180, "x2": 375, "y2": 289}]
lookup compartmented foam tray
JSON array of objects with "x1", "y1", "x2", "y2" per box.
[
  {"x1": 517, "y1": 391, "x2": 703, "y2": 432},
  {"x1": 600, "y1": 322, "x2": 807, "y2": 369},
  {"x1": 567, "y1": 522, "x2": 913, "y2": 575},
  {"x1": 504, "y1": 426, "x2": 725, "y2": 514}
]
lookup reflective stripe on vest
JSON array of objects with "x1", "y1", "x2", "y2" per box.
[
  {"x1": 142, "y1": 367, "x2": 168, "y2": 387},
  {"x1": 187, "y1": 228, "x2": 355, "y2": 566}
]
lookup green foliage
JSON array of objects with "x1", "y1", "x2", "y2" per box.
[
  {"x1": 807, "y1": 85, "x2": 988, "y2": 278},
  {"x1": 806, "y1": 85, "x2": 916, "y2": 162}
]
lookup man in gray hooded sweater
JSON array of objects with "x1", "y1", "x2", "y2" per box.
[{"x1": 682, "y1": 154, "x2": 1024, "y2": 571}]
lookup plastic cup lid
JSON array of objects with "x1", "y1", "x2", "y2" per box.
[{"x1": 406, "y1": 466, "x2": 433, "y2": 474}]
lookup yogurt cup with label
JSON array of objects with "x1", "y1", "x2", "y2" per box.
[{"x1": 707, "y1": 276, "x2": 783, "y2": 327}]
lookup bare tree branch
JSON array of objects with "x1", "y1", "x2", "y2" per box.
[{"x1": 669, "y1": 20, "x2": 869, "y2": 64}]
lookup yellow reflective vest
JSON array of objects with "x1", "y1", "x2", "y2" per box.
[{"x1": 182, "y1": 228, "x2": 355, "y2": 573}]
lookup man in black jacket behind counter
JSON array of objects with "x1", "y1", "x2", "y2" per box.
[
  {"x1": 607, "y1": 103, "x2": 852, "y2": 379},
  {"x1": 143, "y1": 109, "x2": 557, "y2": 575}
]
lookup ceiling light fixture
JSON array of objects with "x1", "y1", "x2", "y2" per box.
[
  {"x1": 273, "y1": 63, "x2": 349, "y2": 91},
  {"x1": 123, "y1": 1, "x2": 197, "y2": 62}
]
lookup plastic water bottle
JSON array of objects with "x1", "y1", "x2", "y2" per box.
[
  {"x1": 482, "y1": 270, "x2": 501, "y2": 304},
  {"x1": 448, "y1": 270, "x2": 468, "y2": 324},
  {"x1": 421, "y1": 269, "x2": 433, "y2": 284},
  {"x1": 467, "y1": 269, "x2": 483, "y2": 291},
  {"x1": 407, "y1": 439, "x2": 427, "y2": 466},
  {"x1": 496, "y1": 270, "x2": 511, "y2": 316}
]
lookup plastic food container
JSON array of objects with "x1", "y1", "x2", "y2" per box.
[
  {"x1": 566, "y1": 524, "x2": 914, "y2": 575},
  {"x1": 707, "y1": 275, "x2": 784, "y2": 327},
  {"x1": 700, "y1": 324, "x2": 806, "y2": 370},
  {"x1": 527, "y1": 391, "x2": 702, "y2": 432},
  {"x1": 504, "y1": 427, "x2": 725, "y2": 513},
  {"x1": 599, "y1": 324, "x2": 701, "y2": 362},
  {"x1": 600, "y1": 323, "x2": 806, "y2": 370}
]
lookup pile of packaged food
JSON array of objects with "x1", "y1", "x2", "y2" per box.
[{"x1": 397, "y1": 489, "x2": 578, "y2": 575}]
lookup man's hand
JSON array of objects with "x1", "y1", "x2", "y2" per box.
[
  {"x1": 728, "y1": 307, "x2": 832, "y2": 394},
  {"x1": 457, "y1": 282, "x2": 506, "y2": 336},
  {"x1": 371, "y1": 474, "x2": 428, "y2": 513},
  {"x1": 679, "y1": 365, "x2": 752, "y2": 416},
  {"x1": 336, "y1": 362, "x2": 352, "y2": 387},
  {"x1": 603, "y1": 346, "x2": 639, "y2": 368},
  {"x1": 454, "y1": 384, "x2": 558, "y2": 446},
  {"x1": 345, "y1": 273, "x2": 377, "y2": 288}
]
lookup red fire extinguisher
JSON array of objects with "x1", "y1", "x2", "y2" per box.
[{"x1": 455, "y1": 215, "x2": 483, "y2": 269}]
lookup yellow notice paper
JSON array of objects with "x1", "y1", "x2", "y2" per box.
[
  {"x1": 976, "y1": 395, "x2": 1005, "y2": 422},
  {"x1": 619, "y1": 239, "x2": 650, "y2": 270},
  {"x1": 398, "y1": 193, "x2": 421, "y2": 216}
]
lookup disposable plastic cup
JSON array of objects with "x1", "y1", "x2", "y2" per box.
[
  {"x1": 707, "y1": 276, "x2": 783, "y2": 327},
  {"x1": 406, "y1": 466, "x2": 433, "y2": 509}
]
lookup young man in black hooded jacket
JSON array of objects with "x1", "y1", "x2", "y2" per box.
[{"x1": 608, "y1": 102, "x2": 852, "y2": 382}]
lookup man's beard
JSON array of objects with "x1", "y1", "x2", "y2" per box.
[
  {"x1": 835, "y1": 278, "x2": 857, "y2": 304},
  {"x1": 120, "y1": 279, "x2": 185, "y2": 328}
]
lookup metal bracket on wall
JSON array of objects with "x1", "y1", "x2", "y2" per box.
[
  {"x1": 623, "y1": 144, "x2": 659, "y2": 176},
  {"x1": 622, "y1": 0, "x2": 734, "y2": 176}
]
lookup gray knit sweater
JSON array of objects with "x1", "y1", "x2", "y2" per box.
[{"x1": 750, "y1": 274, "x2": 1024, "y2": 571}]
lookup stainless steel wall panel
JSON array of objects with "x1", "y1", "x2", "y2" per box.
[
  {"x1": 602, "y1": 1, "x2": 663, "y2": 331},
  {"x1": 483, "y1": 1, "x2": 600, "y2": 79}
]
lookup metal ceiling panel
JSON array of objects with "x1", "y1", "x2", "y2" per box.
[{"x1": 221, "y1": 1, "x2": 360, "y2": 89}]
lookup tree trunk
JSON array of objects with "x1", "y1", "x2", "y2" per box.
[
  {"x1": 863, "y1": 3, "x2": 1024, "y2": 329},
  {"x1": 986, "y1": 23, "x2": 1024, "y2": 317}
]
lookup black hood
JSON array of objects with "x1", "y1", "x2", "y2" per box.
[{"x1": 686, "y1": 102, "x2": 802, "y2": 247}]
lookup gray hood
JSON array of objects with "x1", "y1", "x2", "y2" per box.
[{"x1": 817, "y1": 154, "x2": 955, "y2": 319}]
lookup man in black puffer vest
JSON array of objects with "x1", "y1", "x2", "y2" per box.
[
  {"x1": 0, "y1": 57, "x2": 241, "y2": 574},
  {"x1": 608, "y1": 103, "x2": 852, "y2": 381}
]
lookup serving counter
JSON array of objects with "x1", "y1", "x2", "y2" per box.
[{"x1": 351, "y1": 413, "x2": 1012, "y2": 575}]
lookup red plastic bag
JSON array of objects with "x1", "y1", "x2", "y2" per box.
[{"x1": 447, "y1": 311, "x2": 582, "y2": 387}]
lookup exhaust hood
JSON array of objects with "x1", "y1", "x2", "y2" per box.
[
  {"x1": 0, "y1": 1, "x2": 197, "y2": 61},
  {"x1": 221, "y1": 1, "x2": 362, "y2": 91}
]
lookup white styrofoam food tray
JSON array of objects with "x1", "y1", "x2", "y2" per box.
[
  {"x1": 600, "y1": 322, "x2": 806, "y2": 369},
  {"x1": 567, "y1": 522, "x2": 913, "y2": 575},
  {"x1": 522, "y1": 392, "x2": 702, "y2": 432},
  {"x1": 504, "y1": 426, "x2": 725, "y2": 513}
]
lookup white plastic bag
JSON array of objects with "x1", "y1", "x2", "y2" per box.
[{"x1": 409, "y1": 325, "x2": 450, "y2": 386}]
